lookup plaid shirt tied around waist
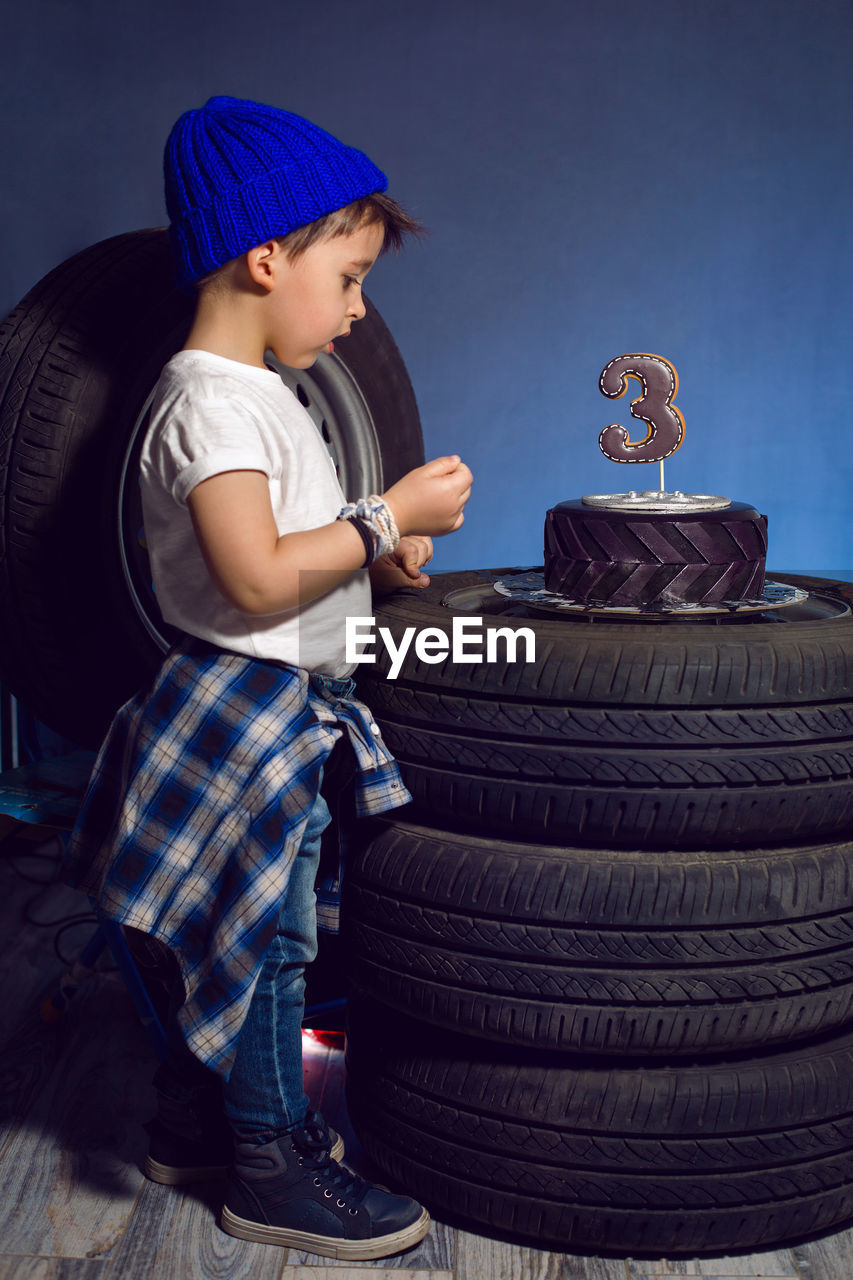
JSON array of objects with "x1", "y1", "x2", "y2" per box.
[{"x1": 62, "y1": 638, "x2": 411, "y2": 1076}]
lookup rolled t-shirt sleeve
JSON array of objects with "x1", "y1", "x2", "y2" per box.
[{"x1": 154, "y1": 400, "x2": 275, "y2": 507}]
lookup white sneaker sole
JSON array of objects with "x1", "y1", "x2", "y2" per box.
[
  {"x1": 219, "y1": 1203, "x2": 430, "y2": 1259},
  {"x1": 144, "y1": 1154, "x2": 229, "y2": 1185}
]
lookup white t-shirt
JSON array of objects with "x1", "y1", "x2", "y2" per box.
[{"x1": 139, "y1": 349, "x2": 371, "y2": 676}]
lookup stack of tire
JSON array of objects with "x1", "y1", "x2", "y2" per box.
[{"x1": 344, "y1": 569, "x2": 853, "y2": 1258}]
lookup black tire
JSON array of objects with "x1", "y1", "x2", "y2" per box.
[
  {"x1": 359, "y1": 568, "x2": 853, "y2": 706},
  {"x1": 345, "y1": 819, "x2": 853, "y2": 1056},
  {"x1": 345, "y1": 997, "x2": 853, "y2": 1256},
  {"x1": 376, "y1": 719, "x2": 853, "y2": 848},
  {"x1": 356, "y1": 569, "x2": 853, "y2": 846},
  {"x1": 0, "y1": 230, "x2": 424, "y2": 748}
]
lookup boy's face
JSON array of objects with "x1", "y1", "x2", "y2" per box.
[{"x1": 262, "y1": 220, "x2": 385, "y2": 369}]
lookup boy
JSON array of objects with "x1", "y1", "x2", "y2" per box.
[{"x1": 63, "y1": 95, "x2": 472, "y2": 1259}]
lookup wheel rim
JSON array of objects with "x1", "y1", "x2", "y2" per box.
[
  {"x1": 440, "y1": 577, "x2": 852, "y2": 626},
  {"x1": 117, "y1": 351, "x2": 384, "y2": 654},
  {"x1": 266, "y1": 351, "x2": 384, "y2": 495}
]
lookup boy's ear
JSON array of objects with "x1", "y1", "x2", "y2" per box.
[{"x1": 245, "y1": 241, "x2": 281, "y2": 291}]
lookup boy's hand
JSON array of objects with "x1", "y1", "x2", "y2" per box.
[
  {"x1": 381, "y1": 455, "x2": 472, "y2": 537},
  {"x1": 370, "y1": 536, "x2": 434, "y2": 594}
]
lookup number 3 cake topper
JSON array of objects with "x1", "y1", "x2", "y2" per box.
[
  {"x1": 584, "y1": 351, "x2": 730, "y2": 513},
  {"x1": 598, "y1": 353, "x2": 685, "y2": 464}
]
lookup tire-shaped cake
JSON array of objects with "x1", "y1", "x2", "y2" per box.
[{"x1": 544, "y1": 499, "x2": 767, "y2": 606}]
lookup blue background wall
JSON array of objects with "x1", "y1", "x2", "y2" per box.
[{"x1": 2, "y1": 0, "x2": 851, "y2": 575}]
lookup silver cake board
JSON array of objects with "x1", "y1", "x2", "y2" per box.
[{"x1": 492, "y1": 571, "x2": 809, "y2": 618}]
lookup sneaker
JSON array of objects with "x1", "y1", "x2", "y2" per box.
[
  {"x1": 145, "y1": 1111, "x2": 344, "y2": 1186},
  {"x1": 220, "y1": 1112, "x2": 430, "y2": 1259},
  {"x1": 143, "y1": 1059, "x2": 229, "y2": 1185},
  {"x1": 144, "y1": 1112, "x2": 233, "y2": 1185},
  {"x1": 143, "y1": 1061, "x2": 344, "y2": 1186}
]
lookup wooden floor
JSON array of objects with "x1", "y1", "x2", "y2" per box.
[{"x1": 3, "y1": 833, "x2": 853, "y2": 1280}]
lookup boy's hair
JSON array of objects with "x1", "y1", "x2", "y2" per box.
[
  {"x1": 280, "y1": 192, "x2": 423, "y2": 260},
  {"x1": 165, "y1": 95, "x2": 398, "y2": 294},
  {"x1": 194, "y1": 193, "x2": 423, "y2": 292}
]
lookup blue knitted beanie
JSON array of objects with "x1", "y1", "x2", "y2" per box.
[{"x1": 164, "y1": 95, "x2": 388, "y2": 291}]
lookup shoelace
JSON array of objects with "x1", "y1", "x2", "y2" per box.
[{"x1": 291, "y1": 1113, "x2": 370, "y2": 1211}]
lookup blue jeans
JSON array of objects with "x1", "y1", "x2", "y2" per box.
[{"x1": 219, "y1": 778, "x2": 332, "y2": 1143}]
